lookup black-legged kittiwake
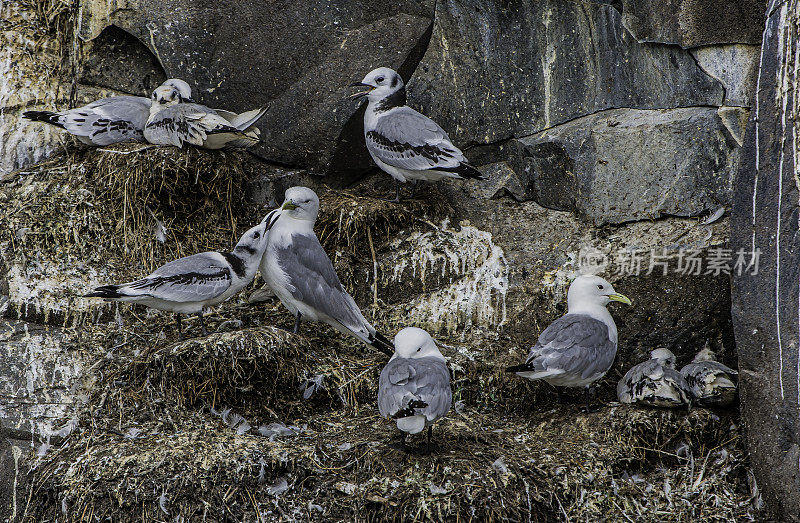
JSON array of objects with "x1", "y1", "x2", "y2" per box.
[
  {"x1": 351, "y1": 67, "x2": 485, "y2": 201},
  {"x1": 506, "y1": 275, "x2": 631, "y2": 412},
  {"x1": 617, "y1": 348, "x2": 692, "y2": 408},
  {"x1": 680, "y1": 346, "x2": 738, "y2": 407},
  {"x1": 144, "y1": 83, "x2": 266, "y2": 149},
  {"x1": 378, "y1": 327, "x2": 452, "y2": 449},
  {"x1": 23, "y1": 79, "x2": 192, "y2": 146},
  {"x1": 84, "y1": 214, "x2": 277, "y2": 335},
  {"x1": 258, "y1": 186, "x2": 394, "y2": 356}
]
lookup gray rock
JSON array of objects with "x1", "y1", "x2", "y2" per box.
[
  {"x1": 731, "y1": 2, "x2": 800, "y2": 519},
  {"x1": 406, "y1": 0, "x2": 723, "y2": 149},
  {"x1": 621, "y1": 0, "x2": 764, "y2": 47},
  {"x1": 78, "y1": 25, "x2": 166, "y2": 96},
  {"x1": 79, "y1": 0, "x2": 434, "y2": 173},
  {"x1": 510, "y1": 107, "x2": 745, "y2": 225},
  {"x1": 691, "y1": 44, "x2": 760, "y2": 107}
]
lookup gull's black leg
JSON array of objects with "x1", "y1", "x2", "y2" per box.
[
  {"x1": 581, "y1": 386, "x2": 600, "y2": 413},
  {"x1": 197, "y1": 312, "x2": 208, "y2": 336},
  {"x1": 176, "y1": 314, "x2": 182, "y2": 337},
  {"x1": 426, "y1": 426, "x2": 433, "y2": 454},
  {"x1": 292, "y1": 312, "x2": 302, "y2": 334}
]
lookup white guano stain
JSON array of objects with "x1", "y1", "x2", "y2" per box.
[{"x1": 386, "y1": 221, "x2": 508, "y2": 337}]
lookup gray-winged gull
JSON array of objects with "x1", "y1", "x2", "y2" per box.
[
  {"x1": 680, "y1": 346, "x2": 738, "y2": 407},
  {"x1": 350, "y1": 67, "x2": 485, "y2": 201},
  {"x1": 506, "y1": 275, "x2": 631, "y2": 412},
  {"x1": 258, "y1": 186, "x2": 394, "y2": 356},
  {"x1": 84, "y1": 213, "x2": 277, "y2": 335},
  {"x1": 617, "y1": 348, "x2": 692, "y2": 408},
  {"x1": 378, "y1": 327, "x2": 452, "y2": 449},
  {"x1": 23, "y1": 79, "x2": 192, "y2": 146},
  {"x1": 144, "y1": 83, "x2": 266, "y2": 149}
]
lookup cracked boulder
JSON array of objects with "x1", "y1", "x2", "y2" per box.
[
  {"x1": 509, "y1": 107, "x2": 747, "y2": 225},
  {"x1": 78, "y1": 0, "x2": 434, "y2": 173},
  {"x1": 406, "y1": 0, "x2": 723, "y2": 149}
]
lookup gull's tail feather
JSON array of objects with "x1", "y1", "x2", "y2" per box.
[
  {"x1": 23, "y1": 110, "x2": 64, "y2": 128},
  {"x1": 392, "y1": 399, "x2": 428, "y2": 419},
  {"x1": 230, "y1": 106, "x2": 268, "y2": 131},
  {"x1": 505, "y1": 363, "x2": 533, "y2": 374},
  {"x1": 83, "y1": 285, "x2": 124, "y2": 299},
  {"x1": 439, "y1": 162, "x2": 486, "y2": 180}
]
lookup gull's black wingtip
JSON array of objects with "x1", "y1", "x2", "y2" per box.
[
  {"x1": 83, "y1": 285, "x2": 122, "y2": 299},
  {"x1": 372, "y1": 331, "x2": 395, "y2": 357},
  {"x1": 505, "y1": 364, "x2": 530, "y2": 374},
  {"x1": 23, "y1": 110, "x2": 64, "y2": 128}
]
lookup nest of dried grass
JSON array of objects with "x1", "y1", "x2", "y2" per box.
[
  {"x1": 316, "y1": 187, "x2": 451, "y2": 258},
  {"x1": 0, "y1": 145, "x2": 262, "y2": 318}
]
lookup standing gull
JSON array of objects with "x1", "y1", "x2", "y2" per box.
[
  {"x1": 84, "y1": 214, "x2": 276, "y2": 335},
  {"x1": 617, "y1": 349, "x2": 692, "y2": 408},
  {"x1": 351, "y1": 67, "x2": 485, "y2": 201},
  {"x1": 259, "y1": 186, "x2": 394, "y2": 356},
  {"x1": 506, "y1": 275, "x2": 631, "y2": 412},
  {"x1": 144, "y1": 83, "x2": 267, "y2": 149},
  {"x1": 23, "y1": 79, "x2": 192, "y2": 146},
  {"x1": 378, "y1": 327, "x2": 452, "y2": 450},
  {"x1": 680, "y1": 347, "x2": 738, "y2": 407}
]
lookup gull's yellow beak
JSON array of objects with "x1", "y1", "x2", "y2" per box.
[
  {"x1": 608, "y1": 293, "x2": 632, "y2": 306},
  {"x1": 349, "y1": 81, "x2": 374, "y2": 100},
  {"x1": 281, "y1": 201, "x2": 298, "y2": 211}
]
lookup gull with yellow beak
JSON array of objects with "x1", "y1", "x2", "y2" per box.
[
  {"x1": 506, "y1": 275, "x2": 632, "y2": 412},
  {"x1": 350, "y1": 67, "x2": 485, "y2": 201},
  {"x1": 259, "y1": 186, "x2": 394, "y2": 356}
]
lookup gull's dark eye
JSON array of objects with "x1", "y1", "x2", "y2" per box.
[
  {"x1": 253, "y1": 231, "x2": 260, "y2": 239},
  {"x1": 416, "y1": 347, "x2": 421, "y2": 352},
  {"x1": 304, "y1": 199, "x2": 311, "y2": 203},
  {"x1": 376, "y1": 76, "x2": 385, "y2": 83},
  {"x1": 598, "y1": 285, "x2": 604, "y2": 290}
]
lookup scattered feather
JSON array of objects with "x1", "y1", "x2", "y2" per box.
[
  {"x1": 124, "y1": 428, "x2": 141, "y2": 440},
  {"x1": 158, "y1": 492, "x2": 169, "y2": 515},
  {"x1": 492, "y1": 457, "x2": 508, "y2": 474},
  {"x1": 235, "y1": 421, "x2": 251, "y2": 435},
  {"x1": 701, "y1": 206, "x2": 725, "y2": 225},
  {"x1": 429, "y1": 484, "x2": 448, "y2": 495},
  {"x1": 267, "y1": 477, "x2": 289, "y2": 496},
  {"x1": 37, "y1": 442, "x2": 51, "y2": 457},
  {"x1": 299, "y1": 374, "x2": 325, "y2": 400}
]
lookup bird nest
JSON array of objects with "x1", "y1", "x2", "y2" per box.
[
  {"x1": 19, "y1": 301, "x2": 756, "y2": 521},
  {"x1": 316, "y1": 186, "x2": 451, "y2": 258}
]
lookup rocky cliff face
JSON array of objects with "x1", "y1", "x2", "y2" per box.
[
  {"x1": 732, "y1": 0, "x2": 800, "y2": 519},
  {"x1": 0, "y1": 0, "x2": 773, "y2": 520}
]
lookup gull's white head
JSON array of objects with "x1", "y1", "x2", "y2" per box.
[
  {"x1": 233, "y1": 215, "x2": 272, "y2": 260},
  {"x1": 151, "y1": 78, "x2": 193, "y2": 106},
  {"x1": 280, "y1": 186, "x2": 319, "y2": 222},
  {"x1": 693, "y1": 346, "x2": 717, "y2": 363},
  {"x1": 393, "y1": 327, "x2": 444, "y2": 361},
  {"x1": 567, "y1": 275, "x2": 632, "y2": 311},
  {"x1": 350, "y1": 67, "x2": 405, "y2": 104},
  {"x1": 650, "y1": 348, "x2": 677, "y2": 368}
]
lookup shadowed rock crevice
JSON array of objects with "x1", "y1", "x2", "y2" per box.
[
  {"x1": 325, "y1": 19, "x2": 435, "y2": 185},
  {"x1": 79, "y1": 25, "x2": 166, "y2": 96}
]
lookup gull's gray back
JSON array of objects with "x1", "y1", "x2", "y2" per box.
[
  {"x1": 378, "y1": 356, "x2": 452, "y2": 422},
  {"x1": 144, "y1": 103, "x2": 228, "y2": 147},
  {"x1": 274, "y1": 233, "x2": 366, "y2": 329},
  {"x1": 527, "y1": 314, "x2": 616, "y2": 380},
  {"x1": 367, "y1": 107, "x2": 465, "y2": 171},
  {"x1": 127, "y1": 251, "x2": 231, "y2": 302},
  {"x1": 70, "y1": 96, "x2": 151, "y2": 145}
]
